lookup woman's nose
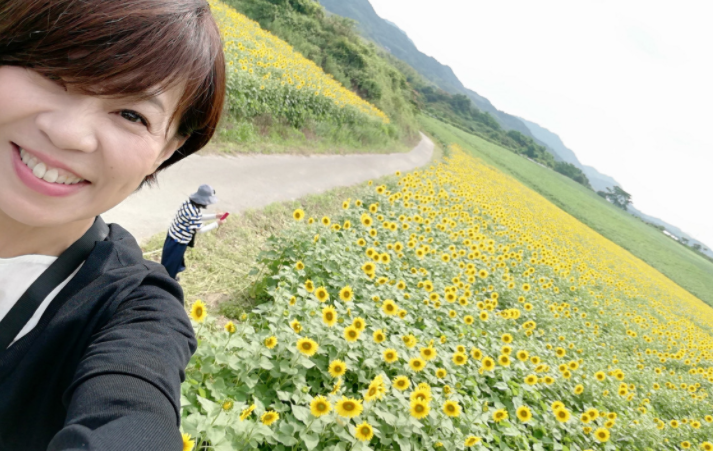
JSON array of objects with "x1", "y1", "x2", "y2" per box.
[{"x1": 34, "y1": 100, "x2": 99, "y2": 153}]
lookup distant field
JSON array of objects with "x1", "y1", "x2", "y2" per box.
[{"x1": 421, "y1": 115, "x2": 713, "y2": 306}]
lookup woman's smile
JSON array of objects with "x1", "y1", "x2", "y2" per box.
[{"x1": 10, "y1": 142, "x2": 90, "y2": 198}]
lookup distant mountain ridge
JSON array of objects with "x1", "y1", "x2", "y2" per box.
[
  {"x1": 317, "y1": 0, "x2": 712, "y2": 253},
  {"x1": 517, "y1": 117, "x2": 623, "y2": 192},
  {"x1": 317, "y1": 0, "x2": 536, "y2": 138}
]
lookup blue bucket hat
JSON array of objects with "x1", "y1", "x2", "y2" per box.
[{"x1": 189, "y1": 184, "x2": 218, "y2": 206}]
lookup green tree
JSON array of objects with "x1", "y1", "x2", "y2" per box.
[{"x1": 598, "y1": 186, "x2": 632, "y2": 210}]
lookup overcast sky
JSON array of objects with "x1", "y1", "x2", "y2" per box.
[{"x1": 369, "y1": 0, "x2": 713, "y2": 247}]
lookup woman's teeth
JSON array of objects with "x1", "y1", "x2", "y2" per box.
[{"x1": 19, "y1": 148, "x2": 84, "y2": 185}]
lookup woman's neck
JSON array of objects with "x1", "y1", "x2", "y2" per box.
[{"x1": 0, "y1": 212, "x2": 94, "y2": 258}]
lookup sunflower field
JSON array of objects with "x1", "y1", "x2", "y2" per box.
[
  {"x1": 180, "y1": 145, "x2": 713, "y2": 451},
  {"x1": 208, "y1": 0, "x2": 389, "y2": 129}
]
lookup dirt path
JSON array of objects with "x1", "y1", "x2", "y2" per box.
[{"x1": 103, "y1": 133, "x2": 434, "y2": 242}]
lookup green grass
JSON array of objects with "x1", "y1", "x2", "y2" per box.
[
  {"x1": 421, "y1": 114, "x2": 713, "y2": 307},
  {"x1": 141, "y1": 141, "x2": 443, "y2": 317},
  {"x1": 206, "y1": 115, "x2": 414, "y2": 156}
]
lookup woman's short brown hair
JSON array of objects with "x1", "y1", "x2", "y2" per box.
[{"x1": 0, "y1": 0, "x2": 226, "y2": 182}]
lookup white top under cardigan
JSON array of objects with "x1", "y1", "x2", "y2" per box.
[{"x1": 0, "y1": 254, "x2": 81, "y2": 347}]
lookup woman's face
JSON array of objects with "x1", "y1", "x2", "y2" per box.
[{"x1": 0, "y1": 66, "x2": 186, "y2": 228}]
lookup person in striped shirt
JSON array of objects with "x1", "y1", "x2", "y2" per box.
[{"x1": 161, "y1": 184, "x2": 226, "y2": 280}]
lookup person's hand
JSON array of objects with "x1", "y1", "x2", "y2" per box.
[
  {"x1": 218, "y1": 218, "x2": 227, "y2": 226},
  {"x1": 216, "y1": 212, "x2": 224, "y2": 217}
]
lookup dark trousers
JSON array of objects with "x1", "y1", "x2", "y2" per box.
[{"x1": 160, "y1": 235, "x2": 187, "y2": 279}]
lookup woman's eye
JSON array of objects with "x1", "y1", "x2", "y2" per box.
[{"x1": 120, "y1": 110, "x2": 148, "y2": 126}]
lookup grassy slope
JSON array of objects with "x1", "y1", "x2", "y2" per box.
[{"x1": 421, "y1": 115, "x2": 713, "y2": 307}]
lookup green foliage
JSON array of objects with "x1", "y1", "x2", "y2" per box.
[
  {"x1": 596, "y1": 186, "x2": 632, "y2": 211},
  {"x1": 222, "y1": 0, "x2": 420, "y2": 143},
  {"x1": 420, "y1": 115, "x2": 713, "y2": 307}
]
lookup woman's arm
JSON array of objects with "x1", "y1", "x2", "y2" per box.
[
  {"x1": 47, "y1": 270, "x2": 197, "y2": 451},
  {"x1": 197, "y1": 221, "x2": 219, "y2": 234}
]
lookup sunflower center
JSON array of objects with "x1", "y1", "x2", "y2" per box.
[{"x1": 344, "y1": 402, "x2": 354, "y2": 411}]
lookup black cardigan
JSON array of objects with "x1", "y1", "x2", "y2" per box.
[{"x1": 0, "y1": 224, "x2": 197, "y2": 450}]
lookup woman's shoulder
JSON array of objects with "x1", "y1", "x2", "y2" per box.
[{"x1": 86, "y1": 222, "x2": 184, "y2": 302}]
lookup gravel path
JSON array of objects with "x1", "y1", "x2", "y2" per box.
[{"x1": 102, "y1": 133, "x2": 434, "y2": 242}]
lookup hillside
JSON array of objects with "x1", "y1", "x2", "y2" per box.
[
  {"x1": 317, "y1": 0, "x2": 537, "y2": 138},
  {"x1": 518, "y1": 117, "x2": 622, "y2": 192},
  {"x1": 421, "y1": 115, "x2": 713, "y2": 307}
]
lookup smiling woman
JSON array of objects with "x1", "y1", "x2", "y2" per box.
[{"x1": 0, "y1": 0, "x2": 225, "y2": 450}]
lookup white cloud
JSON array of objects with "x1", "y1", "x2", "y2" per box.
[{"x1": 369, "y1": 0, "x2": 713, "y2": 247}]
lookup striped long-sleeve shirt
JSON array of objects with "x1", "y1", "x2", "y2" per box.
[{"x1": 168, "y1": 201, "x2": 218, "y2": 244}]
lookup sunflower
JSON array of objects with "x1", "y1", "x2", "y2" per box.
[
  {"x1": 321, "y1": 216, "x2": 331, "y2": 226},
  {"x1": 264, "y1": 336, "x2": 277, "y2": 349},
  {"x1": 292, "y1": 208, "x2": 305, "y2": 221},
  {"x1": 574, "y1": 384, "x2": 584, "y2": 395},
  {"x1": 328, "y1": 359, "x2": 347, "y2": 377},
  {"x1": 410, "y1": 399, "x2": 430, "y2": 419},
  {"x1": 470, "y1": 348, "x2": 483, "y2": 360},
  {"x1": 224, "y1": 321, "x2": 237, "y2": 334},
  {"x1": 373, "y1": 329, "x2": 386, "y2": 343},
  {"x1": 516, "y1": 406, "x2": 532, "y2": 422},
  {"x1": 310, "y1": 396, "x2": 331, "y2": 417},
  {"x1": 442, "y1": 400, "x2": 461, "y2": 417},
  {"x1": 595, "y1": 371, "x2": 606, "y2": 381},
  {"x1": 402, "y1": 334, "x2": 417, "y2": 348},
  {"x1": 290, "y1": 319, "x2": 302, "y2": 333},
  {"x1": 594, "y1": 428, "x2": 610, "y2": 443},
  {"x1": 354, "y1": 422, "x2": 374, "y2": 442},
  {"x1": 383, "y1": 348, "x2": 398, "y2": 363},
  {"x1": 409, "y1": 357, "x2": 426, "y2": 372},
  {"x1": 361, "y1": 262, "x2": 376, "y2": 275},
  {"x1": 314, "y1": 287, "x2": 329, "y2": 302},
  {"x1": 555, "y1": 408, "x2": 571, "y2": 423},
  {"x1": 410, "y1": 387, "x2": 432, "y2": 403},
  {"x1": 481, "y1": 357, "x2": 495, "y2": 371},
  {"x1": 352, "y1": 317, "x2": 366, "y2": 332},
  {"x1": 295, "y1": 260, "x2": 305, "y2": 270},
  {"x1": 452, "y1": 352, "x2": 468, "y2": 366},
  {"x1": 261, "y1": 410, "x2": 279, "y2": 426},
  {"x1": 501, "y1": 333, "x2": 513, "y2": 343},
  {"x1": 435, "y1": 368, "x2": 447, "y2": 379},
  {"x1": 189, "y1": 300, "x2": 207, "y2": 323},
  {"x1": 181, "y1": 433, "x2": 195, "y2": 451},
  {"x1": 343, "y1": 325, "x2": 360, "y2": 342},
  {"x1": 464, "y1": 436, "x2": 481, "y2": 447},
  {"x1": 393, "y1": 376, "x2": 410, "y2": 391},
  {"x1": 492, "y1": 408, "x2": 508, "y2": 422},
  {"x1": 296, "y1": 337, "x2": 318, "y2": 356},
  {"x1": 464, "y1": 315, "x2": 474, "y2": 325},
  {"x1": 335, "y1": 397, "x2": 363, "y2": 418},
  {"x1": 516, "y1": 350, "x2": 529, "y2": 361},
  {"x1": 304, "y1": 279, "x2": 315, "y2": 292},
  {"x1": 498, "y1": 354, "x2": 511, "y2": 367},
  {"x1": 382, "y1": 299, "x2": 398, "y2": 315},
  {"x1": 339, "y1": 285, "x2": 354, "y2": 302},
  {"x1": 239, "y1": 404, "x2": 256, "y2": 421}
]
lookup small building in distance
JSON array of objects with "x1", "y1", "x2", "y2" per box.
[{"x1": 662, "y1": 230, "x2": 680, "y2": 242}]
